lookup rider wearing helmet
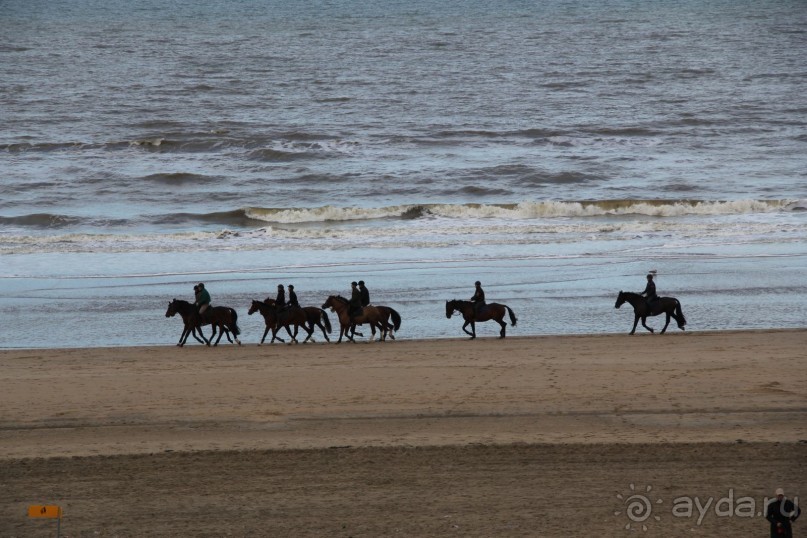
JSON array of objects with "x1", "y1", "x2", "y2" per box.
[
  {"x1": 288, "y1": 284, "x2": 299, "y2": 308},
  {"x1": 275, "y1": 284, "x2": 286, "y2": 311},
  {"x1": 641, "y1": 274, "x2": 658, "y2": 312},
  {"x1": 471, "y1": 280, "x2": 485, "y2": 318}
]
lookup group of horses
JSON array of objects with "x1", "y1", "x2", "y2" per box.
[
  {"x1": 164, "y1": 295, "x2": 403, "y2": 347},
  {"x1": 164, "y1": 290, "x2": 686, "y2": 347}
]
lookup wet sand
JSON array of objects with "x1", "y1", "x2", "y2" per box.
[{"x1": 1, "y1": 330, "x2": 805, "y2": 536}]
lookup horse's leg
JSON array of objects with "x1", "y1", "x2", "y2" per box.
[
  {"x1": 462, "y1": 320, "x2": 475, "y2": 339},
  {"x1": 259, "y1": 325, "x2": 270, "y2": 345},
  {"x1": 314, "y1": 321, "x2": 328, "y2": 342},
  {"x1": 498, "y1": 317, "x2": 507, "y2": 338},
  {"x1": 290, "y1": 324, "x2": 299, "y2": 344},
  {"x1": 641, "y1": 316, "x2": 655, "y2": 334},
  {"x1": 661, "y1": 312, "x2": 671, "y2": 334},
  {"x1": 630, "y1": 315, "x2": 640, "y2": 335},
  {"x1": 302, "y1": 322, "x2": 315, "y2": 343},
  {"x1": 213, "y1": 323, "x2": 225, "y2": 346},
  {"x1": 270, "y1": 326, "x2": 286, "y2": 344}
]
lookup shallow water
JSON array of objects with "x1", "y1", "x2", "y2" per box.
[{"x1": 1, "y1": 0, "x2": 805, "y2": 347}]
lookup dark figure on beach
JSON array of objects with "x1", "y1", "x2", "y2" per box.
[
  {"x1": 358, "y1": 280, "x2": 370, "y2": 307},
  {"x1": 194, "y1": 283, "x2": 211, "y2": 323},
  {"x1": 641, "y1": 274, "x2": 658, "y2": 312},
  {"x1": 766, "y1": 488, "x2": 800, "y2": 538},
  {"x1": 471, "y1": 281, "x2": 486, "y2": 318},
  {"x1": 288, "y1": 285, "x2": 299, "y2": 308}
]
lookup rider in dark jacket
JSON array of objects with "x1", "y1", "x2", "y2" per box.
[
  {"x1": 349, "y1": 281, "x2": 362, "y2": 319},
  {"x1": 471, "y1": 281, "x2": 485, "y2": 318},
  {"x1": 288, "y1": 285, "x2": 299, "y2": 308},
  {"x1": 641, "y1": 274, "x2": 658, "y2": 312},
  {"x1": 358, "y1": 280, "x2": 370, "y2": 307},
  {"x1": 274, "y1": 284, "x2": 286, "y2": 311}
]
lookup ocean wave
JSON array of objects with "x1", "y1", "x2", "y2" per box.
[
  {"x1": 242, "y1": 199, "x2": 795, "y2": 224},
  {"x1": 0, "y1": 213, "x2": 85, "y2": 228},
  {"x1": 141, "y1": 172, "x2": 219, "y2": 185},
  {"x1": 2, "y1": 217, "x2": 804, "y2": 256}
]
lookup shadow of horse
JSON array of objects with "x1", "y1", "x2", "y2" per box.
[
  {"x1": 445, "y1": 300, "x2": 517, "y2": 339},
  {"x1": 615, "y1": 291, "x2": 686, "y2": 335},
  {"x1": 165, "y1": 299, "x2": 242, "y2": 346}
]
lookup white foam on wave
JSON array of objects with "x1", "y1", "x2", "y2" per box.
[
  {"x1": 244, "y1": 199, "x2": 792, "y2": 224},
  {"x1": 2, "y1": 213, "x2": 805, "y2": 256}
]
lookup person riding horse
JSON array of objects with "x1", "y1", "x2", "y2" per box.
[
  {"x1": 358, "y1": 280, "x2": 370, "y2": 307},
  {"x1": 349, "y1": 281, "x2": 362, "y2": 322},
  {"x1": 269, "y1": 284, "x2": 286, "y2": 313},
  {"x1": 194, "y1": 283, "x2": 211, "y2": 323},
  {"x1": 471, "y1": 280, "x2": 485, "y2": 318},
  {"x1": 288, "y1": 284, "x2": 299, "y2": 308},
  {"x1": 641, "y1": 274, "x2": 658, "y2": 312}
]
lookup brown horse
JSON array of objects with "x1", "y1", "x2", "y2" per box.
[
  {"x1": 165, "y1": 299, "x2": 241, "y2": 347},
  {"x1": 264, "y1": 299, "x2": 332, "y2": 343},
  {"x1": 445, "y1": 300, "x2": 517, "y2": 339},
  {"x1": 350, "y1": 304, "x2": 402, "y2": 341},
  {"x1": 614, "y1": 291, "x2": 686, "y2": 335},
  {"x1": 248, "y1": 300, "x2": 315, "y2": 344},
  {"x1": 321, "y1": 295, "x2": 387, "y2": 343}
]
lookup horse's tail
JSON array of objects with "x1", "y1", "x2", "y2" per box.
[
  {"x1": 506, "y1": 305, "x2": 518, "y2": 327},
  {"x1": 229, "y1": 308, "x2": 241, "y2": 336},
  {"x1": 389, "y1": 308, "x2": 402, "y2": 331},
  {"x1": 321, "y1": 309, "x2": 332, "y2": 333},
  {"x1": 675, "y1": 300, "x2": 686, "y2": 328}
]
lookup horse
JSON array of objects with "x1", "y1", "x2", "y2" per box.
[
  {"x1": 321, "y1": 295, "x2": 388, "y2": 343},
  {"x1": 264, "y1": 299, "x2": 332, "y2": 342},
  {"x1": 165, "y1": 299, "x2": 242, "y2": 346},
  {"x1": 248, "y1": 300, "x2": 315, "y2": 344},
  {"x1": 165, "y1": 299, "x2": 210, "y2": 346},
  {"x1": 350, "y1": 304, "x2": 402, "y2": 341},
  {"x1": 614, "y1": 291, "x2": 687, "y2": 335},
  {"x1": 445, "y1": 300, "x2": 518, "y2": 339}
]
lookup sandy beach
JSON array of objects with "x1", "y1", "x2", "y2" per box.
[{"x1": 2, "y1": 330, "x2": 806, "y2": 536}]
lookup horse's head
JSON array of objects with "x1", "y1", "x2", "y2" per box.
[
  {"x1": 166, "y1": 299, "x2": 178, "y2": 317},
  {"x1": 615, "y1": 291, "x2": 625, "y2": 309},
  {"x1": 248, "y1": 300, "x2": 260, "y2": 315},
  {"x1": 445, "y1": 300, "x2": 455, "y2": 319},
  {"x1": 321, "y1": 296, "x2": 334, "y2": 310}
]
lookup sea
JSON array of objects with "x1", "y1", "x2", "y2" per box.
[{"x1": 2, "y1": 0, "x2": 805, "y2": 348}]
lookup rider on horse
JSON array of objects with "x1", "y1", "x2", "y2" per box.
[
  {"x1": 288, "y1": 284, "x2": 299, "y2": 308},
  {"x1": 273, "y1": 284, "x2": 286, "y2": 312},
  {"x1": 358, "y1": 280, "x2": 370, "y2": 307},
  {"x1": 471, "y1": 280, "x2": 485, "y2": 318},
  {"x1": 641, "y1": 274, "x2": 658, "y2": 312},
  {"x1": 194, "y1": 283, "x2": 211, "y2": 323},
  {"x1": 349, "y1": 281, "x2": 362, "y2": 322}
]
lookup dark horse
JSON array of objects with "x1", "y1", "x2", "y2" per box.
[
  {"x1": 264, "y1": 299, "x2": 332, "y2": 343},
  {"x1": 165, "y1": 299, "x2": 242, "y2": 347},
  {"x1": 445, "y1": 300, "x2": 518, "y2": 339},
  {"x1": 349, "y1": 304, "x2": 402, "y2": 341},
  {"x1": 322, "y1": 295, "x2": 387, "y2": 343},
  {"x1": 614, "y1": 291, "x2": 687, "y2": 335},
  {"x1": 248, "y1": 300, "x2": 324, "y2": 344}
]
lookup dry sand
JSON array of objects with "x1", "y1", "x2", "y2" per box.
[{"x1": 1, "y1": 330, "x2": 805, "y2": 536}]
